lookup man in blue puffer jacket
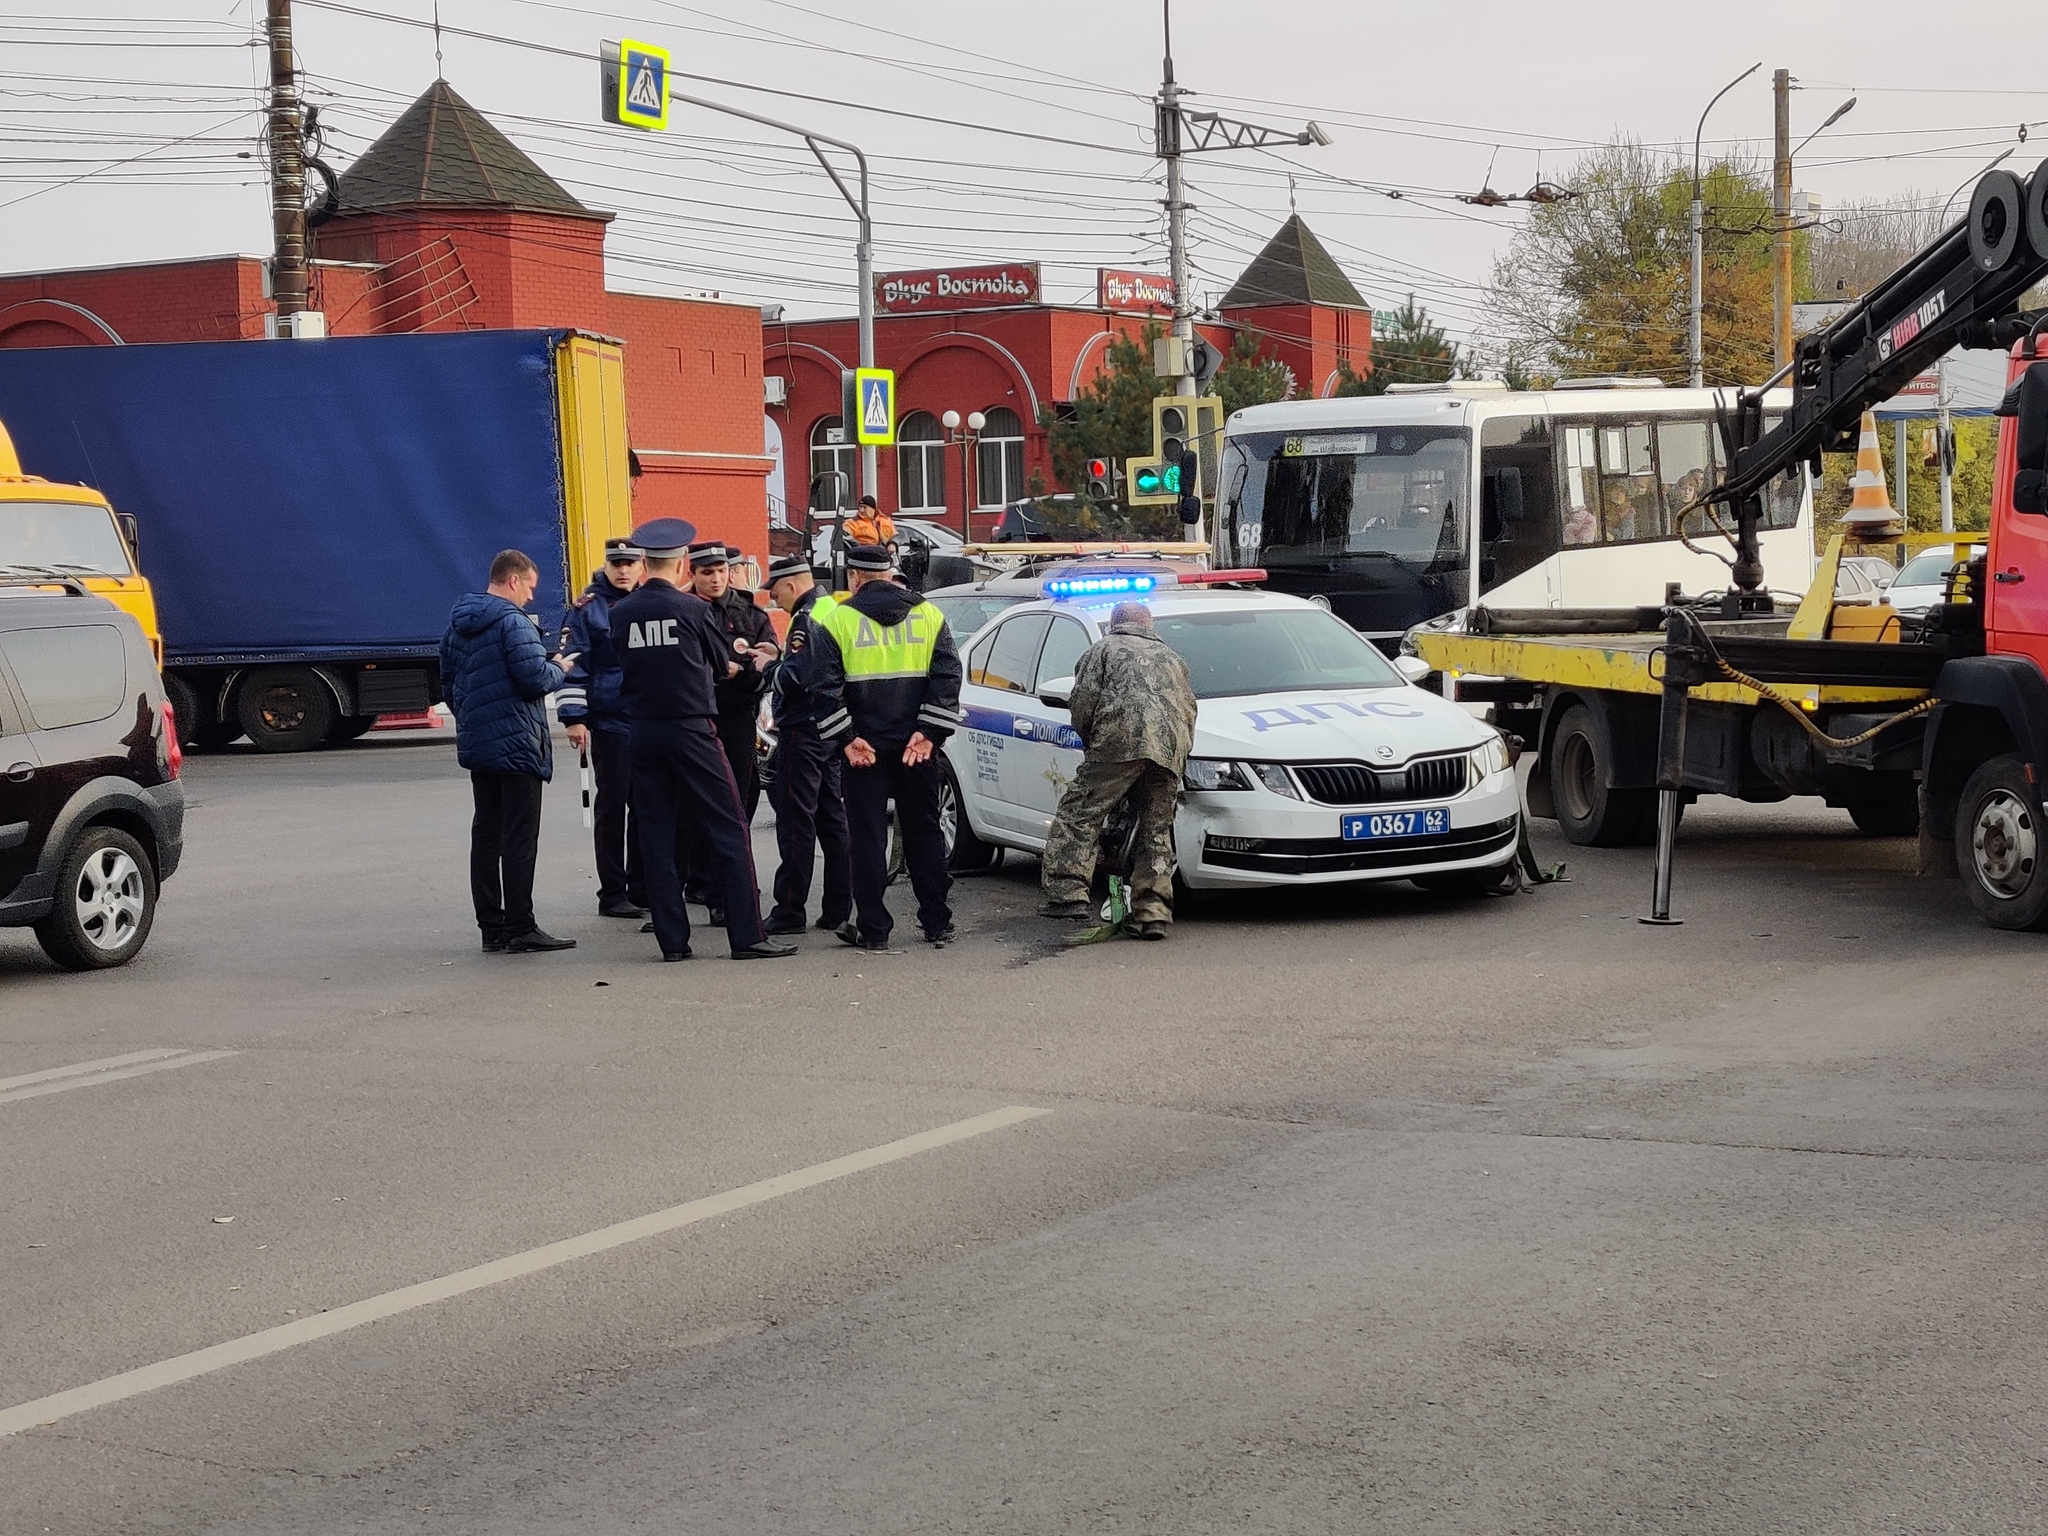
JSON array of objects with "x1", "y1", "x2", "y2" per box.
[{"x1": 440, "y1": 549, "x2": 573, "y2": 954}]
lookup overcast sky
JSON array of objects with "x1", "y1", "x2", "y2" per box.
[{"x1": 5, "y1": 0, "x2": 2042, "y2": 358}]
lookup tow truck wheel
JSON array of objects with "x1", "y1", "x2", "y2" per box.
[
  {"x1": 1956, "y1": 756, "x2": 2048, "y2": 931},
  {"x1": 1548, "y1": 703, "x2": 1657, "y2": 847},
  {"x1": 1844, "y1": 776, "x2": 1920, "y2": 837}
]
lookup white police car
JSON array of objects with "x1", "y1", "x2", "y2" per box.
[{"x1": 939, "y1": 574, "x2": 1522, "y2": 894}]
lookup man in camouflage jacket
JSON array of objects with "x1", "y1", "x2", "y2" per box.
[{"x1": 1039, "y1": 602, "x2": 1198, "y2": 938}]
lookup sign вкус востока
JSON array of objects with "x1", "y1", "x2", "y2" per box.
[{"x1": 875, "y1": 263, "x2": 1040, "y2": 314}]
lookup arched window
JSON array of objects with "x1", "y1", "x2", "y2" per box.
[
  {"x1": 896, "y1": 410, "x2": 946, "y2": 514},
  {"x1": 975, "y1": 405, "x2": 1025, "y2": 507},
  {"x1": 809, "y1": 416, "x2": 855, "y2": 507}
]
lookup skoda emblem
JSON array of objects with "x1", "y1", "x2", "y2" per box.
[{"x1": 1374, "y1": 745, "x2": 1396, "y2": 761}]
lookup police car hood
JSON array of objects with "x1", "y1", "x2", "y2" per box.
[{"x1": 1191, "y1": 684, "x2": 1488, "y2": 764}]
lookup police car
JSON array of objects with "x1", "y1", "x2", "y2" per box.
[{"x1": 940, "y1": 574, "x2": 1522, "y2": 895}]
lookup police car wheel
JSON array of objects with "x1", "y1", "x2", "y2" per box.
[{"x1": 941, "y1": 763, "x2": 999, "y2": 872}]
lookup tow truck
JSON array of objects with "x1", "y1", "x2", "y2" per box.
[{"x1": 1414, "y1": 157, "x2": 2048, "y2": 929}]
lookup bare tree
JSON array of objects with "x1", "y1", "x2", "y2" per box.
[{"x1": 1809, "y1": 195, "x2": 1947, "y2": 302}]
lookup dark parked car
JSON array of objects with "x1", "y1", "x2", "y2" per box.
[{"x1": 0, "y1": 580, "x2": 184, "y2": 969}]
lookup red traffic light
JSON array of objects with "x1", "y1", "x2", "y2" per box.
[{"x1": 1086, "y1": 458, "x2": 1108, "y2": 477}]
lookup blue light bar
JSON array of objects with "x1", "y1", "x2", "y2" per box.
[{"x1": 1043, "y1": 573, "x2": 1158, "y2": 599}]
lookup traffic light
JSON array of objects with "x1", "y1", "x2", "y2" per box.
[
  {"x1": 1085, "y1": 457, "x2": 1113, "y2": 502},
  {"x1": 1176, "y1": 451, "x2": 1201, "y2": 525},
  {"x1": 1125, "y1": 455, "x2": 1179, "y2": 505},
  {"x1": 1154, "y1": 397, "x2": 1192, "y2": 482}
]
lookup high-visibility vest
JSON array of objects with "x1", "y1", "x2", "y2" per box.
[{"x1": 815, "y1": 596, "x2": 944, "y2": 682}]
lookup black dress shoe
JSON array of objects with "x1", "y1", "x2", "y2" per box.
[
  {"x1": 481, "y1": 935, "x2": 508, "y2": 953},
  {"x1": 639, "y1": 921, "x2": 656, "y2": 934},
  {"x1": 504, "y1": 929, "x2": 576, "y2": 953},
  {"x1": 662, "y1": 946, "x2": 693, "y2": 961},
  {"x1": 835, "y1": 922, "x2": 891, "y2": 952},
  {"x1": 707, "y1": 905, "x2": 727, "y2": 927},
  {"x1": 815, "y1": 914, "x2": 847, "y2": 931},
  {"x1": 762, "y1": 919, "x2": 808, "y2": 936},
  {"x1": 600, "y1": 902, "x2": 650, "y2": 920},
  {"x1": 732, "y1": 939, "x2": 798, "y2": 960}
]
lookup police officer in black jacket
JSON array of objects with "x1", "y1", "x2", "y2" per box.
[
  {"x1": 760, "y1": 553, "x2": 852, "y2": 935},
  {"x1": 677, "y1": 542, "x2": 777, "y2": 918},
  {"x1": 610, "y1": 519, "x2": 795, "y2": 963}
]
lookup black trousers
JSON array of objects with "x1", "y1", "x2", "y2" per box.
[
  {"x1": 631, "y1": 718, "x2": 767, "y2": 956},
  {"x1": 470, "y1": 771, "x2": 544, "y2": 940},
  {"x1": 587, "y1": 726, "x2": 642, "y2": 909},
  {"x1": 768, "y1": 723, "x2": 852, "y2": 930},
  {"x1": 683, "y1": 708, "x2": 761, "y2": 904},
  {"x1": 844, "y1": 749, "x2": 952, "y2": 942}
]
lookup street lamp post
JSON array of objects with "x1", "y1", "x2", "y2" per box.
[
  {"x1": 1690, "y1": 62, "x2": 1760, "y2": 388},
  {"x1": 942, "y1": 410, "x2": 985, "y2": 545}
]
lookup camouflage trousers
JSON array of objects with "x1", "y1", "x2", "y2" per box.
[{"x1": 1040, "y1": 757, "x2": 1181, "y2": 923}]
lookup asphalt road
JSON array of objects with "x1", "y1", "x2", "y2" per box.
[{"x1": 2, "y1": 730, "x2": 2042, "y2": 1534}]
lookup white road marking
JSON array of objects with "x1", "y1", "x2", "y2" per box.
[
  {"x1": 0, "y1": 1050, "x2": 240, "y2": 1106},
  {"x1": 0, "y1": 1103, "x2": 1051, "y2": 1437}
]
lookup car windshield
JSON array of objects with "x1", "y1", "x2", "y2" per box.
[
  {"x1": 930, "y1": 593, "x2": 1029, "y2": 637},
  {"x1": 1151, "y1": 607, "x2": 1403, "y2": 697},
  {"x1": 0, "y1": 499, "x2": 133, "y2": 576},
  {"x1": 1896, "y1": 548, "x2": 1975, "y2": 585}
]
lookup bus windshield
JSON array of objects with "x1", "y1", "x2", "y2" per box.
[
  {"x1": 1228, "y1": 425, "x2": 1471, "y2": 640},
  {"x1": 0, "y1": 499, "x2": 134, "y2": 576}
]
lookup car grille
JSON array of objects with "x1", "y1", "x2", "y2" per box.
[
  {"x1": 1201, "y1": 816, "x2": 1517, "y2": 876},
  {"x1": 1293, "y1": 754, "x2": 1467, "y2": 806}
]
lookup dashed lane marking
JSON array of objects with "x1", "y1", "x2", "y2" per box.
[
  {"x1": 0, "y1": 1049, "x2": 240, "y2": 1106},
  {"x1": 0, "y1": 1103, "x2": 1052, "y2": 1437}
]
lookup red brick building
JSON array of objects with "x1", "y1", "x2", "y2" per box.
[
  {"x1": 0, "y1": 82, "x2": 775, "y2": 555},
  {"x1": 0, "y1": 83, "x2": 1375, "y2": 551},
  {"x1": 768, "y1": 217, "x2": 1374, "y2": 537}
]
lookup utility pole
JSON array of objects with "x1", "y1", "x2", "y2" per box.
[
  {"x1": 1159, "y1": 2, "x2": 1194, "y2": 398},
  {"x1": 266, "y1": 0, "x2": 308, "y2": 326},
  {"x1": 1772, "y1": 67, "x2": 1792, "y2": 369}
]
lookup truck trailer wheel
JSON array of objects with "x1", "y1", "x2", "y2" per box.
[
  {"x1": 1547, "y1": 703, "x2": 1657, "y2": 847},
  {"x1": 1955, "y1": 755, "x2": 2048, "y2": 931},
  {"x1": 161, "y1": 673, "x2": 204, "y2": 749},
  {"x1": 236, "y1": 667, "x2": 336, "y2": 753}
]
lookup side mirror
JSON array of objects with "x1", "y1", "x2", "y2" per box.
[
  {"x1": 2000, "y1": 362, "x2": 2048, "y2": 514},
  {"x1": 1392, "y1": 654, "x2": 1431, "y2": 685},
  {"x1": 116, "y1": 511, "x2": 139, "y2": 560},
  {"x1": 1038, "y1": 675, "x2": 1075, "y2": 709}
]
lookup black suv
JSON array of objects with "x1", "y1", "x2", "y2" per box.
[{"x1": 0, "y1": 581, "x2": 184, "y2": 969}]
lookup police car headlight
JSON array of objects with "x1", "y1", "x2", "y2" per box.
[
  {"x1": 1183, "y1": 758, "x2": 1252, "y2": 792},
  {"x1": 1468, "y1": 734, "x2": 1510, "y2": 781},
  {"x1": 1248, "y1": 762, "x2": 1301, "y2": 799},
  {"x1": 1400, "y1": 609, "x2": 1468, "y2": 659}
]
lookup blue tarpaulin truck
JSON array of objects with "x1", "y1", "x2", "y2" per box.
[{"x1": 0, "y1": 329, "x2": 631, "y2": 750}]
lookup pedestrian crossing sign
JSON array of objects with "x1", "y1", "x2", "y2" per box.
[
  {"x1": 854, "y1": 367, "x2": 896, "y2": 446},
  {"x1": 616, "y1": 38, "x2": 670, "y2": 130}
]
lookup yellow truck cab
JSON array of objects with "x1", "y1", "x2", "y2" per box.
[{"x1": 0, "y1": 416, "x2": 159, "y2": 662}]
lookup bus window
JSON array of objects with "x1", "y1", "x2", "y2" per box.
[
  {"x1": 1597, "y1": 421, "x2": 1662, "y2": 541},
  {"x1": 1478, "y1": 415, "x2": 1558, "y2": 589},
  {"x1": 1562, "y1": 426, "x2": 1598, "y2": 545},
  {"x1": 1657, "y1": 420, "x2": 1714, "y2": 532}
]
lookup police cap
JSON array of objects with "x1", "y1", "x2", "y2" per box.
[
  {"x1": 632, "y1": 518, "x2": 697, "y2": 559},
  {"x1": 603, "y1": 537, "x2": 644, "y2": 563},
  {"x1": 761, "y1": 552, "x2": 812, "y2": 589},
  {"x1": 845, "y1": 542, "x2": 895, "y2": 573},
  {"x1": 687, "y1": 541, "x2": 729, "y2": 570}
]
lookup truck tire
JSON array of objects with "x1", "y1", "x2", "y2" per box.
[
  {"x1": 1547, "y1": 703, "x2": 1657, "y2": 847},
  {"x1": 327, "y1": 714, "x2": 377, "y2": 743},
  {"x1": 940, "y1": 762, "x2": 999, "y2": 872},
  {"x1": 1955, "y1": 755, "x2": 2048, "y2": 931},
  {"x1": 33, "y1": 825, "x2": 157, "y2": 970},
  {"x1": 236, "y1": 667, "x2": 336, "y2": 753},
  {"x1": 161, "y1": 673, "x2": 204, "y2": 749},
  {"x1": 1844, "y1": 776, "x2": 1920, "y2": 837}
]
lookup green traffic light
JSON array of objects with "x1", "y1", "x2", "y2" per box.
[{"x1": 1133, "y1": 464, "x2": 1181, "y2": 497}]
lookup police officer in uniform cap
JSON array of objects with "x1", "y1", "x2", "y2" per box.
[
  {"x1": 760, "y1": 552, "x2": 852, "y2": 935},
  {"x1": 609, "y1": 517, "x2": 795, "y2": 962},
  {"x1": 810, "y1": 543, "x2": 963, "y2": 949}
]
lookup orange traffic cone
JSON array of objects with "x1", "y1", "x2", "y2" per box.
[{"x1": 1840, "y1": 411, "x2": 1901, "y2": 536}]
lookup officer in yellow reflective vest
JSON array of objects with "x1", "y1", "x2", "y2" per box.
[{"x1": 809, "y1": 543, "x2": 964, "y2": 949}]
